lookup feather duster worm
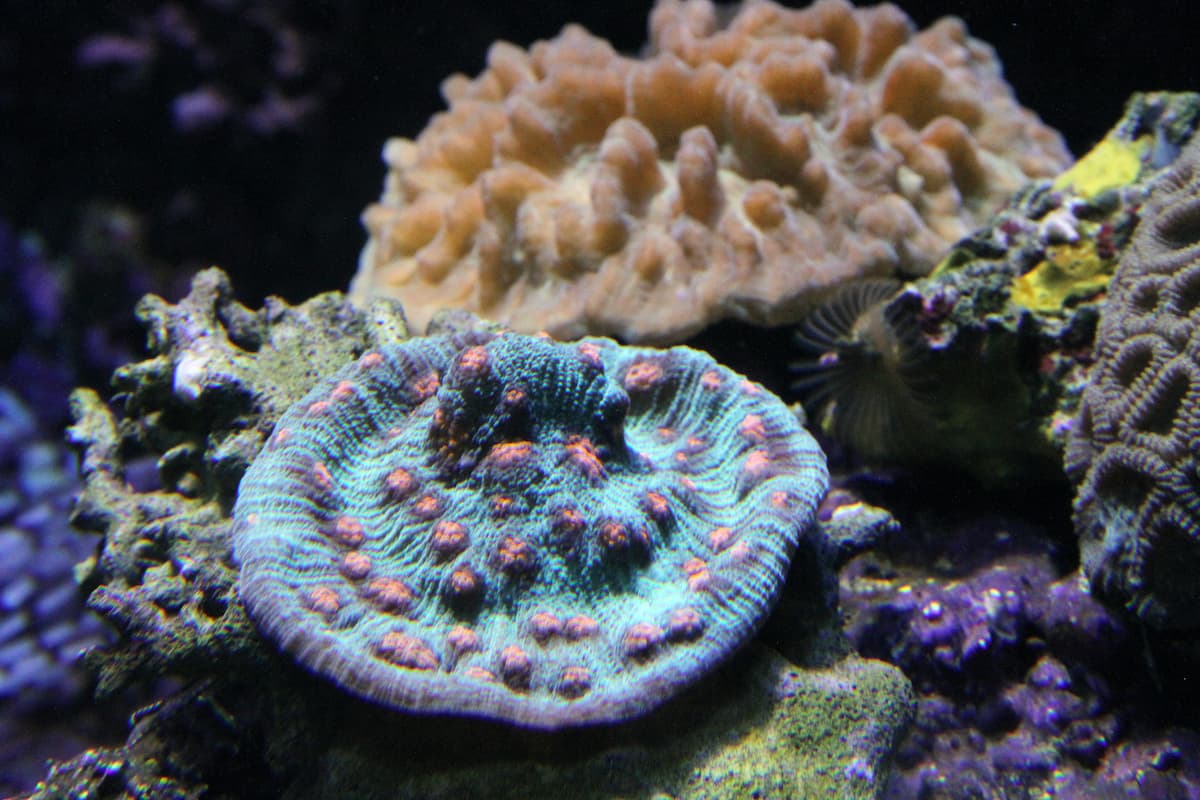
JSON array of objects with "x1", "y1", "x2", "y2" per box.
[{"x1": 792, "y1": 280, "x2": 931, "y2": 460}]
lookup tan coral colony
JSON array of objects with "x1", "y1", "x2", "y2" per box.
[{"x1": 354, "y1": 0, "x2": 1070, "y2": 343}]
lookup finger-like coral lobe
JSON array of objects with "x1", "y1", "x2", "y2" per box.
[
  {"x1": 233, "y1": 332, "x2": 827, "y2": 727},
  {"x1": 353, "y1": 0, "x2": 1069, "y2": 343}
]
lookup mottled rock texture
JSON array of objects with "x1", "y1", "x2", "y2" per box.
[
  {"x1": 1067, "y1": 133, "x2": 1200, "y2": 631},
  {"x1": 67, "y1": 268, "x2": 408, "y2": 696},
  {"x1": 837, "y1": 494, "x2": 1200, "y2": 800},
  {"x1": 29, "y1": 644, "x2": 913, "y2": 800}
]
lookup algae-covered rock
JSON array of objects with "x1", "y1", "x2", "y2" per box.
[
  {"x1": 31, "y1": 644, "x2": 911, "y2": 800},
  {"x1": 66, "y1": 268, "x2": 409, "y2": 695},
  {"x1": 305, "y1": 645, "x2": 912, "y2": 800},
  {"x1": 793, "y1": 92, "x2": 1200, "y2": 484},
  {"x1": 38, "y1": 269, "x2": 912, "y2": 799}
]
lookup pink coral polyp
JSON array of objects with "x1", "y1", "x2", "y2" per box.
[{"x1": 233, "y1": 331, "x2": 827, "y2": 728}]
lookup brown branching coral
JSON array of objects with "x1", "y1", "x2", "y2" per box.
[
  {"x1": 353, "y1": 0, "x2": 1070, "y2": 343},
  {"x1": 1066, "y1": 135, "x2": 1200, "y2": 631}
]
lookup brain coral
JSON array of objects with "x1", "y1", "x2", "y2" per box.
[
  {"x1": 232, "y1": 330, "x2": 827, "y2": 727},
  {"x1": 352, "y1": 0, "x2": 1069, "y2": 343},
  {"x1": 1066, "y1": 135, "x2": 1200, "y2": 631}
]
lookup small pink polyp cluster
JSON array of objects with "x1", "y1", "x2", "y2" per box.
[{"x1": 233, "y1": 331, "x2": 827, "y2": 728}]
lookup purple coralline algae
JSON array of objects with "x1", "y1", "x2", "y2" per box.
[
  {"x1": 0, "y1": 426, "x2": 100, "y2": 712},
  {"x1": 842, "y1": 514, "x2": 1200, "y2": 799},
  {"x1": 0, "y1": 213, "x2": 182, "y2": 794},
  {"x1": 1066, "y1": 131, "x2": 1200, "y2": 631},
  {"x1": 234, "y1": 330, "x2": 828, "y2": 728}
]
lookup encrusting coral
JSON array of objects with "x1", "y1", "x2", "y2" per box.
[
  {"x1": 353, "y1": 0, "x2": 1069, "y2": 343},
  {"x1": 1066, "y1": 132, "x2": 1200, "y2": 631}
]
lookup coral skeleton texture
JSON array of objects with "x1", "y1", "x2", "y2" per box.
[{"x1": 1067, "y1": 134, "x2": 1200, "y2": 631}]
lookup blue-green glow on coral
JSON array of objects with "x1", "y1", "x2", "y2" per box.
[{"x1": 233, "y1": 331, "x2": 827, "y2": 728}]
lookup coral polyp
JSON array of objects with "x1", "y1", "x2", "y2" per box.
[{"x1": 232, "y1": 330, "x2": 827, "y2": 728}]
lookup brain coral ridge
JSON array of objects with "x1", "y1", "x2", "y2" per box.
[
  {"x1": 353, "y1": 0, "x2": 1069, "y2": 343},
  {"x1": 233, "y1": 330, "x2": 827, "y2": 728},
  {"x1": 1067, "y1": 134, "x2": 1200, "y2": 631}
]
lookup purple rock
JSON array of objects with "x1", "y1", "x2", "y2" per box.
[{"x1": 839, "y1": 515, "x2": 1198, "y2": 799}]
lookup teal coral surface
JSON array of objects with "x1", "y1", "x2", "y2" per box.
[{"x1": 233, "y1": 331, "x2": 828, "y2": 728}]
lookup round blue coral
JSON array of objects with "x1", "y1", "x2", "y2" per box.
[{"x1": 233, "y1": 331, "x2": 827, "y2": 728}]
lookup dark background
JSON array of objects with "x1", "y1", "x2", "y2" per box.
[{"x1": 1, "y1": 0, "x2": 1196, "y2": 306}]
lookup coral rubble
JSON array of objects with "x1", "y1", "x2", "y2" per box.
[
  {"x1": 1066, "y1": 131, "x2": 1200, "y2": 631},
  {"x1": 353, "y1": 0, "x2": 1068, "y2": 343}
]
